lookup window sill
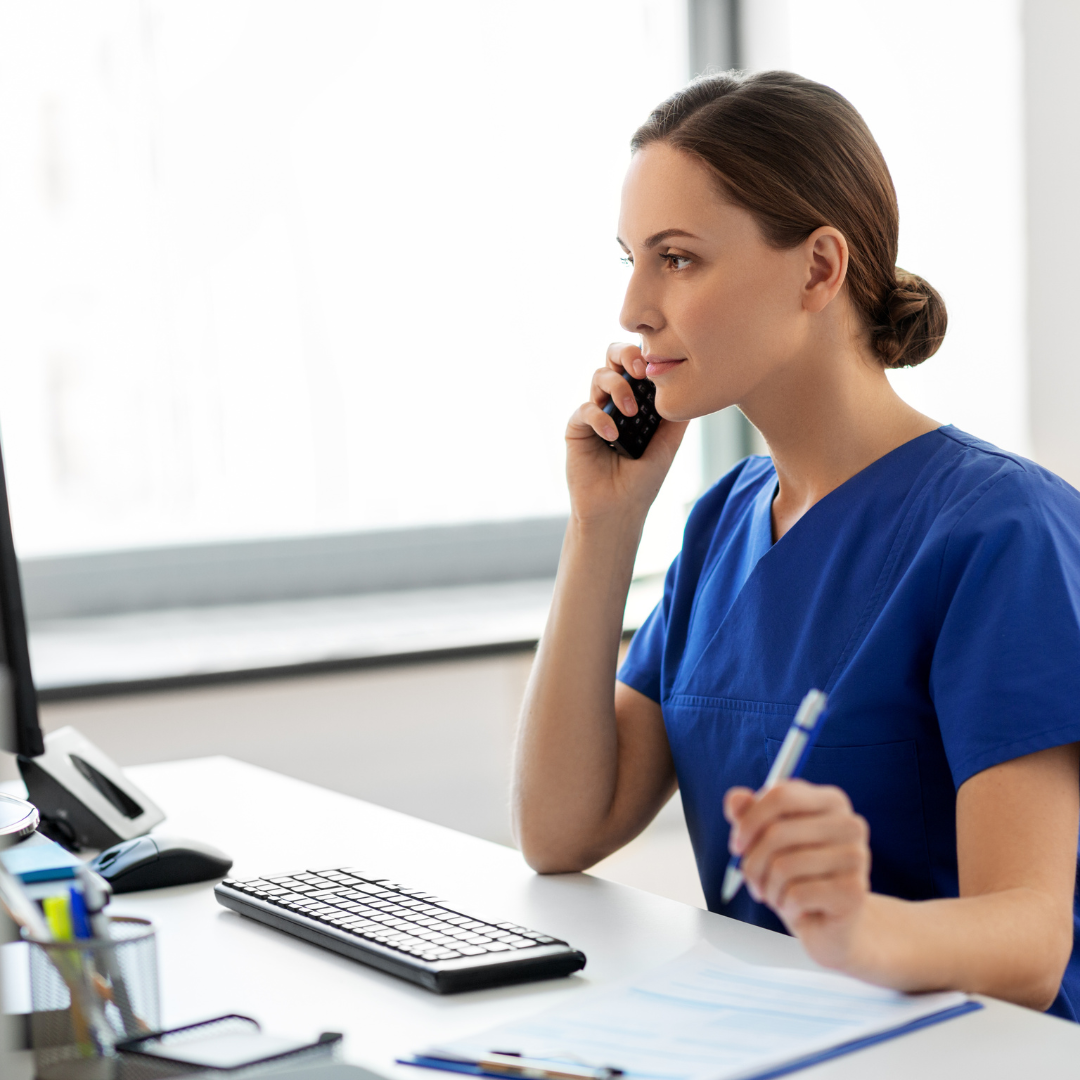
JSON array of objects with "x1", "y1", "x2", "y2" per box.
[{"x1": 28, "y1": 575, "x2": 664, "y2": 700}]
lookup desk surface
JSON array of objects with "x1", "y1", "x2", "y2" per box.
[{"x1": 35, "y1": 757, "x2": 1080, "y2": 1078}]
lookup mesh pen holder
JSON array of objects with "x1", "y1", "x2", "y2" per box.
[{"x1": 28, "y1": 916, "x2": 160, "y2": 1080}]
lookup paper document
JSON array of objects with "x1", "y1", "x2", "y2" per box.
[{"x1": 422, "y1": 943, "x2": 972, "y2": 1080}]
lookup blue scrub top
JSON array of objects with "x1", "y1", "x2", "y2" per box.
[{"x1": 618, "y1": 426, "x2": 1080, "y2": 1019}]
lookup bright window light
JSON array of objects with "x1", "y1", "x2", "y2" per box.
[{"x1": 0, "y1": 1, "x2": 692, "y2": 559}]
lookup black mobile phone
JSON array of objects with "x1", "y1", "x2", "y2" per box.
[{"x1": 602, "y1": 371, "x2": 661, "y2": 459}]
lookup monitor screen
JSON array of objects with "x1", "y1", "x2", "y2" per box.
[{"x1": 0, "y1": 437, "x2": 43, "y2": 757}]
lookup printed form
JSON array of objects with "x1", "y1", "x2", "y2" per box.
[{"x1": 420, "y1": 944, "x2": 973, "y2": 1080}]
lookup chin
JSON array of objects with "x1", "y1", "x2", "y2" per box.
[{"x1": 653, "y1": 383, "x2": 727, "y2": 424}]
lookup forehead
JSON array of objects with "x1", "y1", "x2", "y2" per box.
[{"x1": 618, "y1": 143, "x2": 729, "y2": 240}]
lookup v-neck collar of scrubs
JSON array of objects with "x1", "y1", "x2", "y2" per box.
[
  {"x1": 743, "y1": 474, "x2": 776, "y2": 571},
  {"x1": 678, "y1": 426, "x2": 957, "y2": 698},
  {"x1": 764, "y1": 424, "x2": 950, "y2": 551},
  {"x1": 731, "y1": 426, "x2": 950, "y2": 615}
]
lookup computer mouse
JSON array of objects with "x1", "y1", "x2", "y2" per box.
[{"x1": 88, "y1": 835, "x2": 233, "y2": 893}]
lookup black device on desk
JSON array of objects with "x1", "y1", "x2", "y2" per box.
[
  {"x1": 216, "y1": 868, "x2": 586, "y2": 993},
  {"x1": 602, "y1": 371, "x2": 661, "y2": 459},
  {"x1": 90, "y1": 834, "x2": 233, "y2": 892},
  {"x1": 0, "y1": 433, "x2": 231, "y2": 886}
]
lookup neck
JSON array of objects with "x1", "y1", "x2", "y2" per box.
[{"x1": 741, "y1": 341, "x2": 938, "y2": 542}]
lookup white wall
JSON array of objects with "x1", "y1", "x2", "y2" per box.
[
  {"x1": 742, "y1": 0, "x2": 1029, "y2": 457},
  {"x1": 1024, "y1": 0, "x2": 1080, "y2": 487}
]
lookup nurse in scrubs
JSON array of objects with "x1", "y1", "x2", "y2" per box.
[{"x1": 513, "y1": 71, "x2": 1080, "y2": 1018}]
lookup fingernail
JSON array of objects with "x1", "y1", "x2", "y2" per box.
[{"x1": 748, "y1": 883, "x2": 761, "y2": 902}]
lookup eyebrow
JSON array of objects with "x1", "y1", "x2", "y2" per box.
[{"x1": 616, "y1": 228, "x2": 702, "y2": 251}]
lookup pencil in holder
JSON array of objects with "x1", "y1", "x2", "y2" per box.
[{"x1": 27, "y1": 916, "x2": 159, "y2": 1080}]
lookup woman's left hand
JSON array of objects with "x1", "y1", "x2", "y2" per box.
[{"x1": 723, "y1": 780, "x2": 873, "y2": 970}]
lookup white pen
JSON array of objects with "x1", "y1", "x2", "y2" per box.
[
  {"x1": 0, "y1": 856, "x2": 52, "y2": 941},
  {"x1": 76, "y1": 864, "x2": 140, "y2": 1034},
  {"x1": 720, "y1": 689, "x2": 829, "y2": 905}
]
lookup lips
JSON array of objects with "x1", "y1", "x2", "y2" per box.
[{"x1": 644, "y1": 356, "x2": 685, "y2": 378}]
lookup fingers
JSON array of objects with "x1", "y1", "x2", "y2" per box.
[
  {"x1": 729, "y1": 779, "x2": 854, "y2": 857},
  {"x1": 725, "y1": 779, "x2": 871, "y2": 922},
  {"x1": 777, "y1": 870, "x2": 868, "y2": 925},
  {"x1": 723, "y1": 787, "x2": 755, "y2": 824},
  {"x1": 757, "y1": 838, "x2": 868, "y2": 912},
  {"x1": 606, "y1": 341, "x2": 647, "y2": 380},
  {"x1": 568, "y1": 400, "x2": 619, "y2": 444},
  {"x1": 592, "y1": 367, "x2": 639, "y2": 417},
  {"x1": 571, "y1": 342, "x2": 648, "y2": 445},
  {"x1": 567, "y1": 341, "x2": 682, "y2": 458}
]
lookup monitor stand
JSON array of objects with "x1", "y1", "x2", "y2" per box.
[{"x1": 0, "y1": 792, "x2": 37, "y2": 842}]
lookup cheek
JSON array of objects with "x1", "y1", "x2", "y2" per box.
[
  {"x1": 690, "y1": 270, "x2": 791, "y2": 351},
  {"x1": 651, "y1": 271, "x2": 799, "y2": 419}
]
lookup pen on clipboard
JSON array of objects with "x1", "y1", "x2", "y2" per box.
[
  {"x1": 720, "y1": 689, "x2": 829, "y2": 905},
  {"x1": 417, "y1": 1052, "x2": 623, "y2": 1080}
]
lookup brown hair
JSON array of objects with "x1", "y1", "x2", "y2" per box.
[{"x1": 631, "y1": 71, "x2": 946, "y2": 368}]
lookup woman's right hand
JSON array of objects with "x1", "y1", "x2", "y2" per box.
[{"x1": 566, "y1": 342, "x2": 688, "y2": 524}]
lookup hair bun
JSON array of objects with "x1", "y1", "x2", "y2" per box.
[{"x1": 871, "y1": 268, "x2": 948, "y2": 368}]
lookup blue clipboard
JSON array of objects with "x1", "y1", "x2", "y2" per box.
[{"x1": 397, "y1": 1000, "x2": 982, "y2": 1080}]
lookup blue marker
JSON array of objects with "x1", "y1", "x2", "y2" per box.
[
  {"x1": 68, "y1": 885, "x2": 92, "y2": 939},
  {"x1": 720, "y1": 689, "x2": 829, "y2": 905}
]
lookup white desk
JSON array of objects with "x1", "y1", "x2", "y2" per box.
[{"x1": 11, "y1": 757, "x2": 1080, "y2": 1078}]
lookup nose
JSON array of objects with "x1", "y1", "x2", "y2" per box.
[{"x1": 619, "y1": 267, "x2": 664, "y2": 335}]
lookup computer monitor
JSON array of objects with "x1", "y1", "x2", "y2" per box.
[
  {"x1": 0, "y1": 437, "x2": 43, "y2": 759},
  {"x1": 0, "y1": 436, "x2": 167, "y2": 850}
]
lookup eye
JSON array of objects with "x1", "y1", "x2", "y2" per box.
[
  {"x1": 662, "y1": 253, "x2": 693, "y2": 271},
  {"x1": 620, "y1": 255, "x2": 633, "y2": 266}
]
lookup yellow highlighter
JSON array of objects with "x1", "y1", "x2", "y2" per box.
[{"x1": 43, "y1": 894, "x2": 74, "y2": 941}]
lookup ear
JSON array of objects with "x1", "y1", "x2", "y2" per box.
[{"x1": 801, "y1": 226, "x2": 848, "y2": 313}]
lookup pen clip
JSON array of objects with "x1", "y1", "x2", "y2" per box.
[{"x1": 792, "y1": 708, "x2": 827, "y2": 776}]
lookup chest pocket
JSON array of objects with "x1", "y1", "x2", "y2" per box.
[{"x1": 765, "y1": 737, "x2": 936, "y2": 900}]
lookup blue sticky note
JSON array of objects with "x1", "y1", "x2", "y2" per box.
[{"x1": 0, "y1": 836, "x2": 83, "y2": 882}]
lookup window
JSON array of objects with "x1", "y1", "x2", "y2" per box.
[
  {"x1": 0, "y1": 1, "x2": 1029, "y2": 590},
  {"x1": 0, "y1": 1, "x2": 698, "y2": 576}
]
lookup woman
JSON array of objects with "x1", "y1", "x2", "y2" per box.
[{"x1": 512, "y1": 71, "x2": 1080, "y2": 1018}]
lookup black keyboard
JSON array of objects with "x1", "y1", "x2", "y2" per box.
[{"x1": 214, "y1": 868, "x2": 586, "y2": 993}]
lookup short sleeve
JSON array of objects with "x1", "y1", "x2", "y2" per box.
[
  {"x1": 931, "y1": 468, "x2": 1080, "y2": 788},
  {"x1": 617, "y1": 555, "x2": 680, "y2": 704}
]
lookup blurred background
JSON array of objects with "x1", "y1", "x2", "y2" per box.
[{"x1": 0, "y1": 0, "x2": 1073, "y2": 909}]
